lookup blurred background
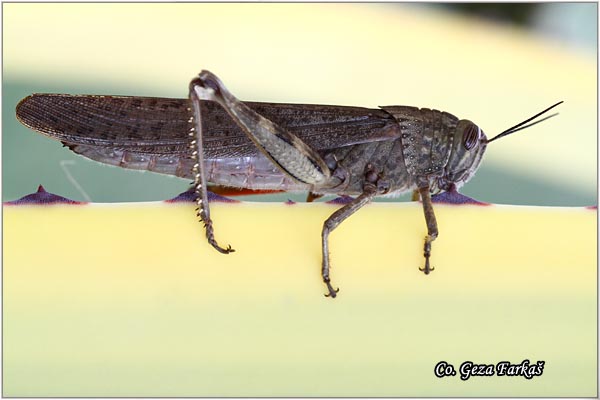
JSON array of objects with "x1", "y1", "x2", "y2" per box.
[{"x1": 3, "y1": 3, "x2": 597, "y2": 205}]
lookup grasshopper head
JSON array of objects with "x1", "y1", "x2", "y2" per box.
[
  {"x1": 441, "y1": 101, "x2": 563, "y2": 191},
  {"x1": 442, "y1": 119, "x2": 487, "y2": 189}
]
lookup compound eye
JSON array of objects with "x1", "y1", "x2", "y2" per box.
[{"x1": 463, "y1": 124, "x2": 480, "y2": 150}]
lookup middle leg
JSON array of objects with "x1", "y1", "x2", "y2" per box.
[
  {"x1": 321, "y1": 164, "x2": 382, "y2": 298},
  {"x1": 418, "y1": 185, "x2": 439, "y2": 275}
]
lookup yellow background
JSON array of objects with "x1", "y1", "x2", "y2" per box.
[{"x1": 3, "y1": 202, "x2": 597, "y2": 396}]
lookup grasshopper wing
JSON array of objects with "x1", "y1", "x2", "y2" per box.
[{"x1": 16, "y1": 94, "x2": 401, "y2": 159}]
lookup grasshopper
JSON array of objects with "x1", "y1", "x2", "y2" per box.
[{"x1": 16, "y1": 70, "x2": 561, "y2": 297}]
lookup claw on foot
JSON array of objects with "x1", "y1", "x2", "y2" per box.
[
  {"x1": 211, "y1": 243, "x2": 235, "y2": 254},
  {"x1": 323, "y1": 279, "x2": 340, "y2": 298},
  {"x1": 419, "y1": 260, "x2": 434, "y2": 275}
]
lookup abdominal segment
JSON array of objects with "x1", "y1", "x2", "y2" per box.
[{"x1": 68, "y1": 144, "x2": 309, "y2": 191}]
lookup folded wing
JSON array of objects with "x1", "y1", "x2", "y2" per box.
[{"x1": 16, "y1": 94, "x2": 401, "y2": 159}]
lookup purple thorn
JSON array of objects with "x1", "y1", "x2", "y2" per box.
[
  {"x1": 165, "y1": 189, "x2": 239, "y2": 203},
  {"x1": 431, "y1": 189, "x2": 490, "y2": 206},
  {"x1": 165, "y1": 189, "x2": 197, "y2": 203},
  {"x1": 326, "y1": 195, "x2": 355, "y2": 205},
  {"x1": 4, "y1": 185, "x2": 85, "y2": 205},
  {"x1": 207, "y1": 191, "x2": 240, "y2": 203}
]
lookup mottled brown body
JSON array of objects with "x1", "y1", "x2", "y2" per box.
[{"x1": 16, "y1": 95, "x2": 465, "y2": 197}]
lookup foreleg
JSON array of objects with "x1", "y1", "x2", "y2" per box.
[{"x1": 418, "y1": 186, "x2": 438, "y2": 274}]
